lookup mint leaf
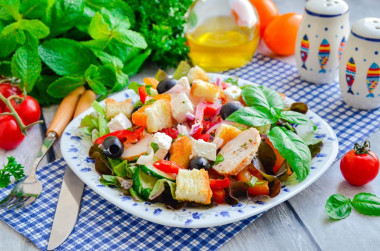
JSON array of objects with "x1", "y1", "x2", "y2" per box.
[
  {"x1": 11, "y1": 45, "x2": 41, "y2": 92},
  {"x1": 325, "y1": 194, "x2": 352, "y2": 220},
  {"x1": 352, "y1": 193, "x2": 380, "y2": 216},
  {"x1": 100, "y1": 7, "x2": 130, "y2": 31},
  {"x1": 113, "y1": 29, "x2": 147, "y2": 49},
  {"x1": 88, "y1": 12, "x2": 111, "y2": 40},
  {"x1": 280, "y1": 111, "x2": 316, "y2": 130},
  {"x1": 85, "y1": 65, "x2": 108, "y2": 95},
  {"x1": 112, "y1": 70, "x2": 129, "y2": 92},
  {"x1": 226, "y1": 106, "x2": 278, "y2": 127},
  {"x1": 49, "y1": 0, "x2": 85, "y2": 37},
  {"x1": 81, "y1": 38, "x2": 111, "y2": 51},
  {"x1": 0, "y1": 0, "x2": 21, "y2": 21},
  {"x1": 242, "y1": 85, "x2": 284, "y2": 110},
  {"x1": 38, "y1": 38, "x2": 97, "y2": 76},
  {"x1": 268, "y1": 127, "x2": 311, "y2": 181},
  {"x1": 106, "y1": 40, "x2": 140, "y2": 63},
  {"x1": 91, "y1": 50, "x2": 123, "y2": 69},
  {"x1": 20, "y1": 0, "x2": 49, "y2": 19},
  {"x1": 47, "y1": 76, "x2": 85, "y2": 98},
  {"x1": 0, "y1": 61, "x2": 11, "y2": 76},
  {"x1": 123, "y1": 49, "x2": 151, "y2": 76},
  {"x1": 0, "y1": 33, "x2": 17, "y2": 57}
]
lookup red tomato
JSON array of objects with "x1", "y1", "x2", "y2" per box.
[
  {"x1": 266, "y1": 139, "x2": 285, "y2": 174},
  {"x1": 159, "y1": 128, "x2": 179, "y2": 139},
  {"x1": 250, "y1": 0, "x2": 279, "y2": 35},
  {"x1": 4, "y1": 95, "x2": 41, "y2": 126},
  {"x1": 0, "y1": 115, "x2": 25, "y2": 150},
  {"x1": 153, "y1": 160, "x2": 183, "y2": 174},
  {"x1": 263, "y1": 13, "x2": 302, "y2": 56},
  {"x1": 212, "y1": 188, "x2": 226, "y2": 204},
  {"x1": 0, "y1": 83, "x2": 22, "y2": 109},
  {"x1": 340, "y1": 141, "x2": 380, "y2": 186}
]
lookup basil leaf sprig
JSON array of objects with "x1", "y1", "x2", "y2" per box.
[
  {"x1": 226, "y1": 85, "x2": 316, "y2": 181},
  {"x1": 325, "y1": 193, "x2": 380, "y2": 220}
]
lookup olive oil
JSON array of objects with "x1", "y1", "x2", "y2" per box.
[{"x1": 186, "y1": 16, "x2": 260, "y2": 72}]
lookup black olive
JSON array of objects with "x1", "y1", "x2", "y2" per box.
[
  {"x1": 189, "y1": 156, "x2": 210, "y2": 171},
  {"x1": 220, "y1": 101, "x2": 243, "y2": 120},
  {"x1": 102, "y1": 136, "x2": 124, "y2": 158},
  {"x1": 131, "y1": 105, "x2": 142, "y2": 115},
  {"x1": 157, "y1": 78, "x2": 177, "y2": 94}
]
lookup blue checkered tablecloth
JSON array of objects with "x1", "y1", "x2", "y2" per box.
[{"x1": 0, "y1": 53, "x2": 379, "y2": 251}]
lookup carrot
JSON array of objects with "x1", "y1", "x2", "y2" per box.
[
  {"x1": 132, "y1": 106, "x2": 148, "y2": 127},
  {"x1": 153, "y1": 93, "x2": 171, "y2": 101},
  {"x1": 248, "y1": 180, "x2": 269, "y2": 196},
  {"x1": 143, "y1": 78, "x2": 159, "y2": 89}
]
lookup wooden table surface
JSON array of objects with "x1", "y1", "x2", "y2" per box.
[{"x1": 1, "y1": 0, "x2": 380, "y2": 250}]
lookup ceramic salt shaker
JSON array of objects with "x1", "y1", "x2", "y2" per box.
[
  {"x1": 295, "y1": 0, "x2": 349, "y2": 84},
  {"x1": 339, "y1": 18, "x2": 380, "y2": 110}
]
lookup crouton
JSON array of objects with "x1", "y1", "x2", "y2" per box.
[
  {"x1": 175, "y1": 169, "x2": 212, "y2": 204},
  {"x1": 169, "y1": 136, "x2": 192, "y2": 168},
  {"x1": 122, "y1": 133, "x2": 153, "y2": 161},
  {"x1": 105, "y1": 98, "x2": 133, "y2": 120},
  {"x1": 213, "y1": 128, "x2": 261, "y2": 175},
  {"x1": 214, "y1": 124, "x2": 242, "y2": 148},
  {"x1": 190, "y1": 80, "x2": 220, "y2": 102},
  {"x1": 187, "y1": 65, "x2": 210, "y2": 83},
  {"x1": 145, "y1": 99, "x2": 172, "y2": 133}
]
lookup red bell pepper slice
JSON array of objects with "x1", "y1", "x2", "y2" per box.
[
  {"x1": 209, "y1": 177, "x2": 231, "y2": 189},
  {"x1": 159, "y1": 128, "x2": 179, "y2": 139},
  {"x1": 138, "y1": 86, "x2": 149, "y2": 104},
  {"x1": 153, "y1": 160, "x2": 183, "y2": 174},
  {"x1": 212, "y1": 188, "x2": 226, "y2": 204},
  {"x1": 94, "y1": 127, "x2": 144, "y2": 145},
  {"x1": 193, "y1": 133, "x2": 210, "y2": 142}
]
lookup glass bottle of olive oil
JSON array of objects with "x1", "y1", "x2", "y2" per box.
[{"x1": 185, "y1": 0, "x2": 260, "y2": 72}]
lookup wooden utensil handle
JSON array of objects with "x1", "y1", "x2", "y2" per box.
[
  {"x1": 73, "y1": 90, "x2": 96, "y2": 118},
  {"x1": 47, "y1": 87, "x2": 86, "y2": 137}
]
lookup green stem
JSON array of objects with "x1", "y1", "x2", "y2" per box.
[
  {"x1": 0, "y1": 92, "x2": 43, "y2": 135},
  {"x1": 285, "y1": 122, "x2": 295, "y2": 132}
]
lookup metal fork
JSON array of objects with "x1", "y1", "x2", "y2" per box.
[
  {"x1": 0, "y1": 86, "x2": 86, "y2": 210},
  {"x1": 0, "y1": 132, "x2": 56, "y2": 209}
]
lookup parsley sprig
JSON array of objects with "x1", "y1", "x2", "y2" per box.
[{"x1": 0, "y1": 157, "x2": 25, "y2": 188}]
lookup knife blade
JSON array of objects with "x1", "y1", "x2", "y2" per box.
[{"x1": 47, "y1": 90, "x2": 96, "y2": 251}]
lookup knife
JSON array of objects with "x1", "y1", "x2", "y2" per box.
[{"x1": 47, "y1": 90, "x2": 96, "y2": 251}]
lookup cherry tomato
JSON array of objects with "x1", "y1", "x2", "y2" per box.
[
  {"x1": 249, "y1": 0, "x2": 279, "y2": 35},
  {"x1": 263, "y1": 13, "x2": 302, "y2": 56},
  {"x1": 340, "y1": 141, "x2": 380, "y2": 186},
  {"x1": 0, "y1": 115, "x2": 25, "y2": 150},
  {"x1": 0, "y1": 83, "x2": 22, "y2": 109},
  {"x1": 4, "y1": 95, "x2": 41, "y2": 126}
]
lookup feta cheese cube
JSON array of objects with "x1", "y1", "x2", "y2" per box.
[
  {"x1": 170, "y1": 93, "x2": 194, "y2": 123},
  {"x1": 152, "y1": 132, "x2": 172, "y2": 150},
  {"x1": 152, "y1": 132, "x2": 173, "y2": 160},
  {"x1": 178, "y1": 77, "x2": 190, "y2": 91},
  {"x1": 107, "y1": 113, "x2": 132, "y2": 132},
  {"x1": 191, "y1": 139, "x2": 217, "y2": 161},
  {"x1": 224, "y1": 85, "x2": 242, "y2": 101}
]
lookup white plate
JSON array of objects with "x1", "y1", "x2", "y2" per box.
[{"x1": 61, "y1": 73, "x2": 339, "y2": 228}]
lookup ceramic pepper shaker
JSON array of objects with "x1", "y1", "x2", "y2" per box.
[
  {"x1": 295, "y1": 0, "x2": 349, "y2": 84},
  {"x1": 339, "y1": 18, "x2": 380, "y2": 110}
]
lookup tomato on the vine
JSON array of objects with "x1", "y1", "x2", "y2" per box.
[
  {"x1": 340, "y1": 141, "x2": 380, "y2": 186},
  {"x1": 0, "y1": 83, "x2": 22, "y2": 109},
  {"x1": 0, "y1": 115, "x2": 25, "y2": 150},
  {"x1": 4, "y1": 95, "x2": 41, "y2": 126}
]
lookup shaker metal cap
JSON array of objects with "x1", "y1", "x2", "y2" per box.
[
  {"x1": 352, "y1": 18, "x2": 380, "y2": 41},
  {"x1": 306, "y1": 0, "x2": 349, "y2": 17}
]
